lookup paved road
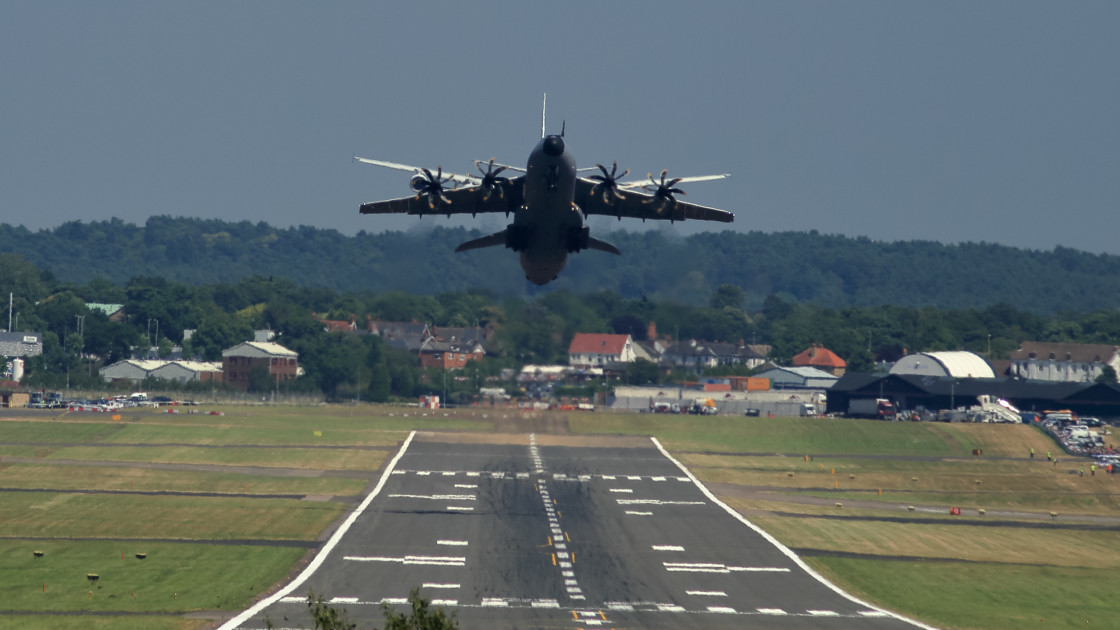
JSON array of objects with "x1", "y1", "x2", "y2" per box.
[{"x1": 221, "y1": 433, "x2": 932, "y2": 629}]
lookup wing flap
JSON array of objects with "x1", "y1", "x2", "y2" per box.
[
  {"x1": 575, "y1": 179, "x2": 734, "y2": 223},
  {"x1": 360, "y1": 177, "x2": 524, "y2": 217}
]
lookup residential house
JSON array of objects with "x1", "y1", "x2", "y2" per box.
[
  {"x1": 1008, "y1": 341, "x2": 1120, "y2": 383},
  {"x1": 661, "y1": 340, "x2": 770, "y2": 370},
  {"x1": 568, "y1": 333, "x2": 637, "y2": 368}
]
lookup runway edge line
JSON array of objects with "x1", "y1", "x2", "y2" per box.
[
  {"x1": 217, "y1": 430, "x2": 418, "y2": 630},
  {"x1": 649, "y1": 436, "x2": 939, "y2": 630}
]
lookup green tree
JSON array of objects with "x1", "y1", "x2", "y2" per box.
[
  {"x1": 710, "y1": 283, "x2": 745, "y2": 310},
  {"x1": 1096, "y1": 365, "x2": 1118, "y2": 384}
]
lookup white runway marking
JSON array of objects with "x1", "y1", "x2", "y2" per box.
[
  {"x1": 809, "y1": 610, "x2": 840, "y2": 616},
  {"x1": 216, "y1": 431, "x2": 418, "y2": 630},
  {"x1": 531, "y1": 600, "x2": 560, "y2": 608},
  {"x1": 617, "y1": 499, "x2": 705, "y2": 506},
  {"x1": 431, "y1": 599, "x2": 457, "y2": 606},
  {"x1": 624, "y1": 510, "x2": 653, "y2": 516},
  {"x1": 609, "y1": 488, "x2": 633, "y2": 493},
  {"x1": 607, "y1": 602, "x2": 634, "y2": 611},
  {"x1": 343, "y1": 555, "x2": 465, "y2": 567},
  {"x1": 388, "y1": 494, "x2": 474, "y2": 501},
  {"x1": 686, "y1": 590, "x2": 727, "y2": 597},
  {"x1": 446, "y1": 506, "x2": 474, "y2": 512},
  {"x1": 651, "y1": 545, "x2": 685, "y2": 551},
  {"x1": 453, "y1": 484, "x2": 476, "y2": 489},
  {"x1": 657, "y1": 603, "x2": 686, "y2": 612},
  {"x1": 328, "y1": 597, "x2": 358, "y2": 604},
  {"x1": 437, "y1": 540, "x2": 468, "y2": 546},
  {"x1": 664, "y1": 562, "x2": 729, "y2": 573},
  {"x1": 728, "y1": 566, "x2": 791, "y2": 572},
  {"x1": 758, "y1": 608, "x2": 787, "y2": 615},
  {"x1": 708, "y1": 606, "x2": 736, "y2": 613},
  {"x1": 423, "y1": 583, "x2": 460, "y2": 589}
]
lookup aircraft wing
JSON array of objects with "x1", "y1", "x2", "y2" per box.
[
  {"x1": 574, "y1": 178, "x2": 734, "y2": 223},
  {"x1": 360, "y1": 177, "x2": 524, "y2": 217},
  {"x1": 354, "y1": 157, "x2": 479, "y2": 186}
]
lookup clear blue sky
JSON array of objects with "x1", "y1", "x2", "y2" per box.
[{"x1": 2, "y1": 1, "x2": 1117, "y2": 253}]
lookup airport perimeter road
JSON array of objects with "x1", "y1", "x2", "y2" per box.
[{"x1": 225, "y1": 433, "x2": 932, "y2": 630}]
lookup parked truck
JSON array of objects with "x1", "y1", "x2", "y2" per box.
[{"x1": 847, "y1": 398, "x2": 897, "y2": 420}]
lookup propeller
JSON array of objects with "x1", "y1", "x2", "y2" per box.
[
  {"x1": 474, "y1": 158, "x2": 509, "y2": 202},
  {"x1": 410, "y1": 166, "x2": 456, "y2": 209},
  {"x1": 588, "y1": 161, "x2": 629, "y2": 209},
  {"x1": 643, "y1": 169, "x2": 686, "y2": 215}
]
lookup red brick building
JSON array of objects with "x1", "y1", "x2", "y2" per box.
[
  {"x1": 221, "y1": 341, "x2": 299, "y2": 391},
  {"x1": 418, "y1": 338, "x2": 485, "y2": 369}
]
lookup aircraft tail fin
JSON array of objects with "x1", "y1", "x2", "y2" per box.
[
  {"x1": 587, "y1": 236, "x2": 621, "y2": 255},
  {"x1": 455, "y1": 230, "x2": 508, "y2": 253}
]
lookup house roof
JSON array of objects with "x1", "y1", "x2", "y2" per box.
[
  {"x1": 222, "y1": 341, "x2": 298, "y2": 358},
  {"x1": 86, "y1": 303, "x2": 124, "y2": 317},
  {"x1": 792, "y1": 345, "x2": 847, "y2": 369},
  {"x1": 1010, "y1": 341, "x2": 1120, "y2": 363},
  {"x1": 664, "y1": 340, "x2": 770, "y2": 360},
  {"x1": 569, "y1": 333, "x2": 630, "y2": 356}
]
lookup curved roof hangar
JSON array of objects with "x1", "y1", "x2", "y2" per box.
[{"x1": 889, "y1": 351, "x2": 995, "y2": 379}]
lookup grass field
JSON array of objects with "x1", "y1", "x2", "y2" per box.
[{"x1": 2, "y1": 407, "x2": 1118, "y2": 629}]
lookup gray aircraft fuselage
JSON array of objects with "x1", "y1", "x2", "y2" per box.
[{"x1": 516, "y1": 134, "x2": 581, "y2": 285}]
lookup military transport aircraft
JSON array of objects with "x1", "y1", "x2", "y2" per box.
[{"x1": 356, "y1": 101, "x2": 733, "y2": 285}]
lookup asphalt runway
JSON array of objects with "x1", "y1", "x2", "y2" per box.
[{"x1": 221, "y1": 433, "x2": 933, "y2": 630}]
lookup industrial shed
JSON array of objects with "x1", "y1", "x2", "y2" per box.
[
  {"x1": 100, "y1": 359, "x2": 166, "y2": 383},
  {"x1": 149, "y1": 361, "x2": 222, "y2": 383},
  {"x1": 755, "y1": 366, "x2": 838, "y2": 390}
]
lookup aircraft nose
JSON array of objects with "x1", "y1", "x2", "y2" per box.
[{"x1": 542, "y1": 135, "x2": 565, "y2": 157}]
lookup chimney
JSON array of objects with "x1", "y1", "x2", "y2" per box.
[{"x1": 648, "y1": 321, "x2": 657, "y2": 340}]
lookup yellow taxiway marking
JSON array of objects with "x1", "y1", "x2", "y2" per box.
[
  {"x1": 565, "y1": 531, "x2": 571, "y2": 543},
  {"x1": 551, "y1": 553, "x2": 556, "y2": 566}
]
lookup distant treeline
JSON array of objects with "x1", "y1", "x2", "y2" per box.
[{"x1": 2, "y1": 216, "x2": 1119, "y2": 314}]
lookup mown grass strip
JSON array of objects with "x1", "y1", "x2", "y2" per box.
[
  {"x1": 0, "y1": 540, "x2": 304, "y2": 614},
  {"x1": 572, "y1": 415, "x2": 1018, "y2": 456},
  {"x1": 747, "y1": 514, "x2": 1120, "y2": 569},
  {"x1": 808, "y1": 557, "x2": 1116, "y2": 630},
  {"x1": 43, "y1": 445, "x2": 382, "y2": 471},
  {"x1": 0, "y1": 463, "x2": 369, "y2": 496},
  {"x1": 0, "y1": 492, "x2": 344, "y2": 541}
]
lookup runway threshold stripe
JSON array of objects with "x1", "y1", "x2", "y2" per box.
[{"x1": 388, "y1": 494, "x2": 475, "y2": 500}]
